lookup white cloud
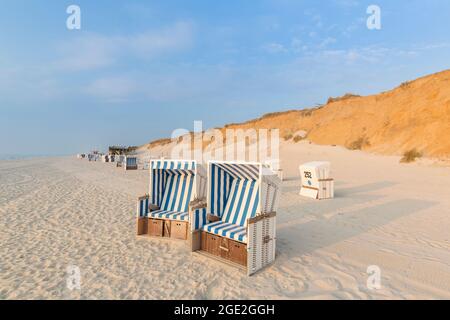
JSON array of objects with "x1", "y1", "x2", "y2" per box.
[
  {"x1": 55, "y1": 21, "x2": 194, "y2": 71},
  {"x1": 85, "y1": 76, "x2": 139, "y2": 103},
  {"x1": 334, "y1": 0, "x2": 360, "y2": 7},
  {"x1": 319, "y1": 37, "x2": 337, "y2": 48},
  {"x1": 128, "y1": 21, "x2": 194, "y2": 58},
  {"x1": 56, "y1": 35, "x2": 118, "y2": 71},
  {"x1": 306, "y1": 46, "x2": 419, "y2": 65},
  {"x1": 262, "y1": 42, "x2": 288, "y2": 54}
]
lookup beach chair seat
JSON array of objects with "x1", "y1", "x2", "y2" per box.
[
  {"x1": 149, "y1": 210, "x2": 189, "y2": 222},
  {"x1": 202, "y1": 221, "x2": 247, "y2": 243}
]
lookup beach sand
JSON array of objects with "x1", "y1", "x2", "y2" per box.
[{"x1": 1, "y1": 142, "x2": 449, "y2": 299}]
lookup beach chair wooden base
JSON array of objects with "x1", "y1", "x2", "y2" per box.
[
  {"x1": 125, "y1": 165, "x2": 138, "y2": 171},
  {"x1": 192, "y1": 213, "x2": 277, "y2": 275},
  {"x1": 199, "y1": 231, "x2": 248, "y2": 267},
  {"x1": 300, "y1": 179, "x2": 334, "y2": 200},
  {"x1": 148, "y1": 218, "x2": 164, "y2": 237},
  {"x1": 145, "y1": 218, "x2": 188, "y2": 240},
  {"x1": 136, "y1": 217, "x2": 148, "y2": 235},
  {"x1": 171, "y1": 221, "x2": 188, "y2": 240}
]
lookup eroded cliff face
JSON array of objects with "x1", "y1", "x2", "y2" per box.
[{"x1": 144, "y1": 70, "x2": 450, "y2": 158}]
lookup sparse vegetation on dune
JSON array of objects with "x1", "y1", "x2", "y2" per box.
[
  {"x1": 401, "y1": 149, "x2": 423, "y2": 163},
  {"x1": 348, "y1": 136, "x2": 371, "y2": 150},
  {"x1": 148, "y1": 138, "x2": 172, "y2": 148},
  {"x1": 400, "y1": 81, "x2": 412, "y2": 89},
  {"x1": 327, "y1": 93, "x2": 361, "y2": 104}
]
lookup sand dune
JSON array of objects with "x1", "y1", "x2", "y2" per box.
[
  {"x1": 1, "y1": 143, "x2": 449, "y2": 299},
  {"x1": 145, "y1": 70, "x2": 450, "y2": 159}
]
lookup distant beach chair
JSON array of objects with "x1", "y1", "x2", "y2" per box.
[
  {"x1": 116, "y1": 155, "x2": 125, "y2": 167},
  {"x1": 102, "y1": 155, "x2": 109, "y2": 163},
  {"x1": 109, "y1": 155, "x2": 115, "y2": 163},
  {"x1": 136, "y1": 159, "x2": 207, "y2": 241},
  {"x1": 265, "y1": 159, "x2": 284, "y2": 181},
  {"x1": 124, "y1": 156, "x2": 138, "y2": 170},
  {"x1": 142, "y1": 160, "x2": 150, "y2": 170},
  {"x1": 299, "y1": 161, "x2": 334, "y2": 199},
  {"x1": 190, "y1": 161, "x2": 281, "y2": 275}
]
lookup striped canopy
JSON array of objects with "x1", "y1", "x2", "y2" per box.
[
  {"x1": 149, "y1": 160, "x2": 199, "y2": 214},
  {"x1": 212, "y1": 163, "x2": 260, "y2": 181},
  {"x1": 208, "y1": 161, "x2": 262, "y2": 227},
  {"x1": 151, "y1": 160, "x2": 196, "y2": 170}
]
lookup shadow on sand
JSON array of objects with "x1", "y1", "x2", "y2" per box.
[
  {"x1": 277, "y1": 198, "x2": 437, "y2": 256},
  {"x1": 336, "y1": 181, "x2": 397, "y2": 197},
  {"x1": 282, "y1": 180, "x2": 396, "y2": 195}
]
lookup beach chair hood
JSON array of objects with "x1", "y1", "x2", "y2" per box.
[
  {"x1": 208, "y1": 161, "x2": 281, "y2": 225},
  {"x1": 149, "y1": 159, "x2": 207, "y2": 212}
]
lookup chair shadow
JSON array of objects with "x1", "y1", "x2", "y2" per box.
[
  {"x1": 282, "y1": 180, "x2": 396, "y2": 196},
  {"x1": 283, "y1": 176, "x2": 301, "y2": 182},
  {"x1": 336, "y1": 181, "x2": 397, "y2": 197},
  {"x1": 278, "y1": 192, "x2": 384, "y2": 219},
  {"x1": 277, "y1": 198, "x2": 437, "y2": 257}
]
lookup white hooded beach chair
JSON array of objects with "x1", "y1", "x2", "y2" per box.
[
  {"x1": 190, "y1": 161, "x2": 281, "y2": 275},
  {"x1": 136, "y1": 159, "x2": 207, "y2": 241},
  {"x1": 116, "y1": 155, "x2": 125, "y2": 167},
  {"x1": 299, "y1": 161, "x2": 334, "y2": 199}
]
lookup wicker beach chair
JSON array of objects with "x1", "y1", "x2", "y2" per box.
[
  {"x1": 124, "y1": 156, "x2": 138, "y2": 170},
  {"x1": 190, "y1": 161, "x2": 281, "y2": 275},
  {"x1": 136, "y1": 159, "x2": 207, "y2": 241},
  {"x1": 299, "y1": 161, "x2": 334, "y2": 199}
]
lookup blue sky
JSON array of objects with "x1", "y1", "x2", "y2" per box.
[{"x1": 1, "y1": 0, "x2": 450, "y2": 155}]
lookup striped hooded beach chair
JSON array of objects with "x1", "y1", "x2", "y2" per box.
[
  {"x1": 124, "y1": 156, "x2": 138, "y2": 170},
  {"x1": 190, "y1": 161, "x2": 281, "y2": 275},
  {"x1": 136, "y1": 159, "x2": 207, "y2": 240}
]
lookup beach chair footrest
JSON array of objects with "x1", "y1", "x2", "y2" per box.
[
  {"x1": 147, "y1": 218, "x2": 188, "y2": 240},
  {"x1": 171, "y1": 221, "x2": 188, "y2": 240},
  {"x1": 136, "y1": 217, "x2": 148, "y2": 235},
  {"x1": 200, "y1": 231, "x2": 247, "y2": 266},
  {"x1": 148, "y1": 218, "x2": 164, "y2": 237}
]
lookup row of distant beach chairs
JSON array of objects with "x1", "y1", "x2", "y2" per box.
[
  {"x1": 136, "y1": 159, "x2": 334, "y2": 276},
  {"x1": 77, "y1": 153, "x2": 140, "y2": 170}
]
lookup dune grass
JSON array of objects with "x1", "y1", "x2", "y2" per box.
[{"x1": 400, "y1": 149, "x2": 423, "y2": 163}]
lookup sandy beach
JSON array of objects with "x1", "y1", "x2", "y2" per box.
[{"x1": 1, "y1": 142, "x2": 449, "y2": 299}]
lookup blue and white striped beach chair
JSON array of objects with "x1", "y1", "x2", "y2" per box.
[
  {"x1": 190, "y1": 161, "x2": 281, "y2": 275},
  {"x1": 136, "y1": 159, "x2": 207, "y2": 240},
  {"x1": 124, "y1": 156, "x2": 138, "y2": 170}
]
